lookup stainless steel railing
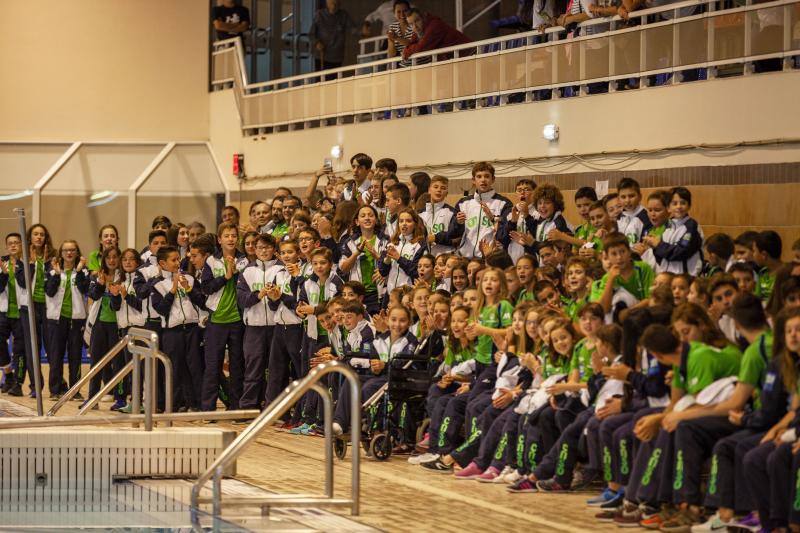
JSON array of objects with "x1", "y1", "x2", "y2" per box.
[
  {"x1": 47, "y1": 327, "x2": 173, "y2": 431},
  {"x1": 190, "y1": 359, "x2": 362, "y2": 527}
]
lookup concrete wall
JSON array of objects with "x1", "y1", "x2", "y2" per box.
[{"x1": 0, "y1": 0, "x2": 210, "y2": 141}]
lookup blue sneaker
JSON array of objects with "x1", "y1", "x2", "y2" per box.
[
  {"x1": 289, "y1": 423, "x2": 310, "y2": 435},
  {"x1": 599, "y1": 489, "x2": 625, "y2": 509},
  {"x1": 300, "y1": 424, "x2": 318, "y2": 436},
  {"x1": 110, "y1": 400, "x2": 127, "y2": 412},
  {"x1": 586, "y1": 487, "x2": 616, "y2": 507}
]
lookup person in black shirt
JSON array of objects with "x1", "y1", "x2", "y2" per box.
[{"x1": 212, "y1": 0, "x2": 251, "y2": 42}]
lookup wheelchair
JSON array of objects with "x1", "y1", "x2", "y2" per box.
[{"x1": 333, "y1": 335, "x2": 437, "y2": 461}]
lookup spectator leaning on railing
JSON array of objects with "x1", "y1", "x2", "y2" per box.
[
  {"x1": 212, "y1": 0, "x2": 251, "y2": 42},
  {"x1": 403, "y1": 8, "x2": 471, "y2": 62},
  {"x1": 310, "y1": 0, "x2": 360, "y2": 71}
]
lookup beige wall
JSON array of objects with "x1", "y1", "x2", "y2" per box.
[
  {"x1": 0, "y1": 0, "x2": 210, "y2": 141},
  {"x1": 208, "y1": 70, "x2": 800, "y2": 190}
]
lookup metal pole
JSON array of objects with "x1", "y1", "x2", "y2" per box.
[
  {"x1": 14, "y1": 208, "x2": 43, "y2": 416},
  {"x1": 0, "y1": 409, "x2": 261, "y2": 430},
  {"x1": 348, "y1": 370, "x2": 361, "y2": 515},
  {"x1": 250, "y1": 0, "x2": 258, "y2": 82},
  {"x1": 270, "y1": 0, "x2": 283, "y2": 80},
  {"x1": 130, "y1": 341, "x2": 141, "y2": 428},
  {"x1": 144, "y1": 341, "x2": 153, "y2": 431},
  {"x1": 311, "y1": 383, "x2": 334, "y2": 498},
  {"x1": 154, "y1": 350, "x2": 173, "y2": 427}
]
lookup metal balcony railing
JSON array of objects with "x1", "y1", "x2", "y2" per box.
[{"x1": 211, "y1": 0, "x2": 799, "y2": 135}]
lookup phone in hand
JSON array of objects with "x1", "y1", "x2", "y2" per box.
[{"x1": 323, "y1": 158, "x2": 333, "y2": 172}]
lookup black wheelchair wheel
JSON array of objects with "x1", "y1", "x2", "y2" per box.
[
  {"x1": 369, "y1": 433, "x2": 392, "y2": 461},
  {"x1": 361, "y1": 439, "x2": 372, "y2": 457},
  {"x1": 334, "y1": 437, "x2": 347, "y2": 460}
]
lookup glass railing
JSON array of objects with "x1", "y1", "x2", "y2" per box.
[{"x1": 211, "y1": 0, "x2": 800, "y2": 134}]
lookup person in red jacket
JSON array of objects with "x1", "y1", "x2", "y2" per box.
[{"x1": 403, "y1": 9, "x2": 471, "y2": 61}]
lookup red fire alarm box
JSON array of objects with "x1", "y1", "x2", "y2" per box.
[{"x1": 233, "y1": 154, "x2": 244, "y2": 178}]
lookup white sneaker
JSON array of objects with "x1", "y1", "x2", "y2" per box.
[
  {"x1": 491, "y1": 466, "x2": 514, "y2": 483},
  {"x1": 332, "y1": 422, "x2": 343, "y2": 436},
  {"x1": 100, "y1": 394, "x2": 114, "y2": 403},
  {"x1": 502, "y1": 469, "x2": 523, "y2": 484},
  {"x1": 691, "y1": 512, "x2": 731, "y2": 532},
  {"x1": 409, "y1": 452, "x2": 439, "y2": 465}
]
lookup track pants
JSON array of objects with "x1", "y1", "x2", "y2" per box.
[
  {"x1": 704, "y1": 429, "x2": 763, "y2": 512},
  {"x1": 201, "y1": 321, "x2": 244, "y2": 411},
  {"x1": 46, "y1": 317, "x2": 85, "y2": 394},
  {"x1": 241, "y1": 325, "x2": 271, "y2": 409},
  {"x1": 672, "y1": 416, "x2": 738, "y2": 506},
  {"x1": 162, "y1": 324, "x2": 202, "y2": 410},
  {"x1": 263, "y1": 324, "x2": 303, "y2": 407}
]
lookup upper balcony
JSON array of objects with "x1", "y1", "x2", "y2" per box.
[{"x1": 210, "y1": 0, "x2": 800, "y2": 137}]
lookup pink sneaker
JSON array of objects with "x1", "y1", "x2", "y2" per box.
[
  {"x1": 476, "y1": 466, "x2": 501, "y2": 483},
  {"x1": 454, "y1": 462, "x2": 484, "y2": 480}
]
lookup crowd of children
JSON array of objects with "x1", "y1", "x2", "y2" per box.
[{"x1": 2, "y1": 154, "x2": 800, "y2": 532}]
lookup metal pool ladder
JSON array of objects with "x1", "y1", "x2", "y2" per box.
[{"x1": 190, "y1": 360, "x2": 362, "y2": 528}]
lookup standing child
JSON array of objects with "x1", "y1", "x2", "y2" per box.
[
  {"x1": 532, "y1": 183, "x2": 572, "y2": 248},
  {"x1": 573, "y1": 187, "x2": 600, "y2": 247},
  {"x1": 454, "y1": 162, "x2": 513, "y2": 259},
  {"x1": 646, "y1": 186, "x2": 703, "y2": 276},
  {"x1": 416, "y1": 254, "x2": 437, "y2": 291},
  {"x1": 87, "y1": 224, "x2": 119, "y2": 273},
  {"x1": 378, "y1": 208, "x2": 427, "y2": 295},
  {"x1": 339, "y1": 205, "x2": 387, "y2": 315},
  {"x1": 16, "y1": 223, "x2": 55, "y2": 397},
  {"x1": 383, "y1": 183, "x2": 411, "y2": 240},
  {"x1": 44, "y1": 240, "x2": 89, "y2": 398},
  {"x1": 515, "y1": 254, "x2": 538, "y2": 302},
  {"x1": 110, "y1": 248, "x2": 147, "y2": 411},
  {"x1": 497, "y1": 179, "x2": 538, "y2": 263},
  {"x1": 420, "y1": 176, "x2": 459, "y2": 257},
  {"x1": 198, "y1": 222, "x2": 249, "y2": 411},
  {"x1": 632, "y1": 189, "x2": 671, "y2": 271},
  {"x1": 151, "y1": 246, "x2": 206, "y2": 411},
  {"x1": 0, "y1": 234, "x2": 25, "y2": 396},
  {"x1": 616, "y1": 178, "x2": 651, "y2": 244},
  {"x1": 263, "y1": 239, "x2": 304, "y2": 411},
  {"x1": 237, "y1": 233, "x2": 278, "y2": 410},
  {"x1": 85, "y1": 247, "x2": 122, "y2": 409}
]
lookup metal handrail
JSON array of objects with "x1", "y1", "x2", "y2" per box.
[
  {"x1": 47, "y1": 335, "x2": 130, "y2": 416},
  {"x1": 190, "y1": 360, "x2": 362, "y2": 524},
  {"x1": 47, "y1": 327, "x2": 173, "y2": 432}
]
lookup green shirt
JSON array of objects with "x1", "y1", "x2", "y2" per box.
[
  {"x1": 757, "y1": 268, "x2": 775, "y2": 302},
  {"x1": 541, "y1": 346, "x2": 570, "y2": 378},
  {"x1": 444, "y1": 342, "x2": 474, "y2": 366},
  {"x1": 517, "y1": 288, "x2": 535, "y2": 303},
  {"x1": 563, "y1": 294, "x2": 589, "y2": 320},
  {"x1": 271, "y1": 222, "x2": 289, "y2": 240},
  {"x1": 7, "y1": 272, "x2": 19, "y2": 319},
  {"x1": 574, "y1": 222, "x2": 596, "y2": 244},
  {"x1": 32, "y1": 259, "x2": 45, "y2": 304},
  {"x1": 569, "y1": 338, "x2": 595, "y2": 382},
  {"x1": 60, "y1": 270, "x2": 73, "y2": 318},
  {"x1": 359, "y1": 236, "x2": 377, "y2": 293},
  {"x1": 98, "y1": 294, "x2": 117, "y2": 323},
  {"x1": 590, "y1": 261, "x2": 655, "y2": 303},
  {"x1": 739, "y1": 330, "x2": 773, "y2": 409},
  {"x1": 87, "y1": 250, "x2": 102, "y2": 272},
  {"x1": 211, "y1": 277, "x2": 242, "y2": 324},
  {"x1": 474, "y1": 300, "x2": 514, "y2": 365},
  {"x1": 672, "y1": 341, "x2": 741, "y2": 396}
]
